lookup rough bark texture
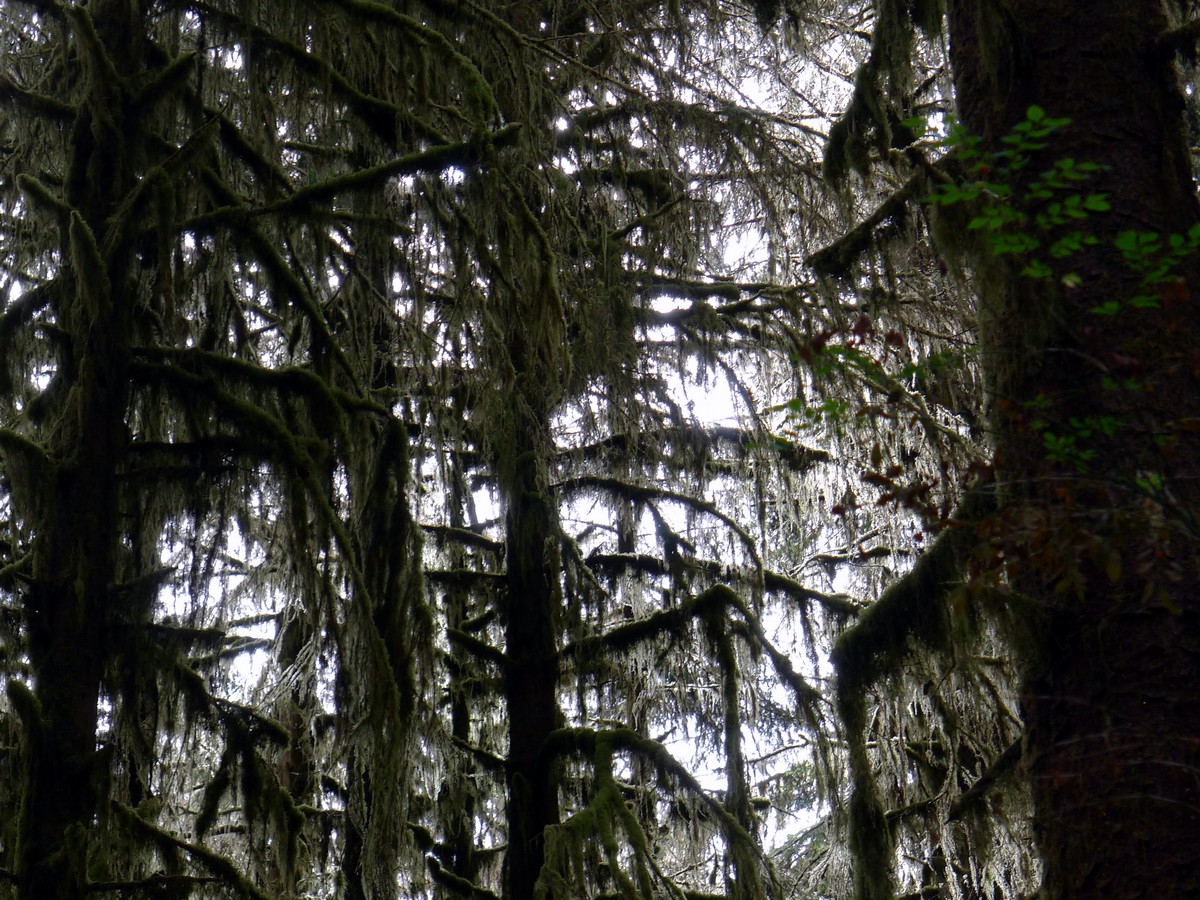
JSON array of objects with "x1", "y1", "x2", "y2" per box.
[
  {"x1": 17, "y1": 3, "x2": 139, "y2": 896},
  {"x1": 947, "y1": 2, "x2": 1200, "y2": 897},
  {"x1": 503, "y1": 421, "x2": 562, "y2": 900}
]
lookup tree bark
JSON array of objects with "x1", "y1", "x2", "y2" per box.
[
  {"x1": 502, "y1": 419, "x2": 562, "y2": 900},
  {"x1": 16, "y1": 3, "x2": 140, "y2": 897},
  {"x1": 946, "y1": 2, "x2": 1200, "y2": 896}
]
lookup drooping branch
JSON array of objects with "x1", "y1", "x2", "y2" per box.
[
  {"x1": 559, "y1": 583, "x2": 733, "y2": 662},
  {"x1": 945, "y1": 737, "x2": 1022, "y2": 823},
  {"x1": 556, "y1": 476, "x2": 761, "y2": 569},
  {"x1": 563, "y1": 424, "x2": 830, "y2": 475},
  {"x1": 447, "y1": 627, "x2": 508, "y2": 671},
  {"x1": 806, "y1": 174, "x2": 923, "y2": 278},
  {"x1": 426, "y1": 856, "x2": 502, "y2": 900},
  {"x1": 586, "y1": 550, "x2": 857, "y2": 617},
  {"x1": 88, "y1": 874, "x2": 225, "y2": 894},
  {"x1": 112, "y1": 803, "x2": 273, "y2": 900},
  {"x1": 832, "y1": 487, "x2": 992, "y2": 695}
]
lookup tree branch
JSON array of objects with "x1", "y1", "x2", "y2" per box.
[
  {"x1": 807, "y1": 175, "x2": 922, "y2": 278},
  {"x1": 89, "y1": 874, "x2": 224, "y2": 893},
  {"x1": 111, "y1": 803, "x2": 272, "y2": 900},
  {"x1": 426, "y1": 856, "x2": 502, "y2": 900},
  {"x1": 946, "y1": 738, "x2": 1022, "y2": 822},
  {"x1": 1157, "y1": 17, "x2": 1200, "y2": 58}
]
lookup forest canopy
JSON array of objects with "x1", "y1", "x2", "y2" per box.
[{"x1": 0, "y1": 2, "x2": 1197, "y2": 900}]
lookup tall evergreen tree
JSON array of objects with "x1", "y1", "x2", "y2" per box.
[{"x1": 1, "y1": 2, "x2": 921, "y2": 898}]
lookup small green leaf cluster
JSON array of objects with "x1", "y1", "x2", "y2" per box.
[
  {"x1": 925, "y1": 105, "x2": 1110, "y2": 284},
  {"x1": 1090, "y1": 225, "x2": 1200, "y2": 314},
  {"x1": 1031, "y1": 413, "x2": 1120, "y2": 473}
]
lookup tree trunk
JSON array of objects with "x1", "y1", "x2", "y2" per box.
[
  {"x1": 502, "y1": 419, "x2": 562, "y2": 900},
  {"x1": 15, "y1": 3, "x2": 140, "y2": 896},
  {"x1": 946, "y1": 2, "x2": 1200, "y2": 896}
]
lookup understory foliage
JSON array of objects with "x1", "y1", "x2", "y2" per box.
[{"x1": 0, "y1": 1, "x2": 1044, "y2": 900}]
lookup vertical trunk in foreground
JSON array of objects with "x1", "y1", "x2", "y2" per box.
[
  {"x1": 14, "y1": 3, "x2": 139, "y2": 897},
  {"x1": 502, "y1": 410, "x2": 562, "y2": 900},
  {"x1": 947, "y1": 1, "x2": 1200, "y2": 896}
]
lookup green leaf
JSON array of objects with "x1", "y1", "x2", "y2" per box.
[{"x1": 899, "y1": 115, "x2": 927, "y2": 138}]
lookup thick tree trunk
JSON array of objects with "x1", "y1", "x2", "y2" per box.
[
  {"x1": 502, "y1": 423, "x2": 562, "y2": 900},
  {"x1": 16, "y1": 4, "x2": 140, "y2": 897},
  {"x1": 946, "y1": 2, "x2": 1200, "y2": 896}
]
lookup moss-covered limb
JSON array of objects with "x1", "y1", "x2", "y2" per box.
[
  {"x1": 100, "y1": 119, "x2": 220, "y2": 257},
  {"x1": 0, "y1": 76, "x2": 74, "y2": 119},
  {"x1": 560, "y1": 529, "x2": 613, "y2": 604},
  {"x1": 727, "y1": 619, "x2": 827, "y2": 720},
  {"x1": 0, "y1": 280, "x2": 53, "y2": 343},
  {"x1": 584, "y1": 549, "x2": 856, "y2": 619},
  {"x1": 179, "y1": 5, "x2": 417, "y2": 146},
  {"x1": 189, "y1": 636, "x2": 274, "y2": 666},
  {"x1": 16, "y1": 173, "x2": 72, "y2": 219},
  {"x1": 823, "y1": 0, "x2": 933, "y2": 184},
  {"x1": 266, "y1": 123, "x2": 524, "y2": 217},
  {"x1": 237, "y1": 226, "x2": 355, "y2": 378},
  {"x1": 447, "y1": 627, "x2": 507, "y2": 670},
  {"x1": 111, "y1": 802, "x2": 271, "y2": 900},
  {"x1": 208, "y1": 697, "x2": 290, "y2": 748},
  {"x1": 88, "y1": 874, "x2": 225, "y2": 893},
  {"x1": 205, "y1": 109, "x2": 293, "y2": 197},
  {"x1": 129, "y1": 364, "x2": 382, "y2": 643},
  {"x1": 563, "y1": 425, "x2": 830, "y2": 476},
  {"x1": 131, "y1": 49, "x2": 196, "y2": 110},
  {"x1": 0, "y1": 553, "x2": 33, "y2": 592},
  {"x1": 62, "y1": 5, "x2": 121, "y2": 91},
  {"x1": 841, "y1": 737, "x2": 894, "y2": 900},
  {"x1": 450, "y1": 736, "x2": 507, "y2": 774},
  {"x1": 122, "y1": 436, "x2": 265, "y2": 477},
  {"x1": 426, "y1": 569, "x2": 505, "y2": 591},
  {"x1": 556, "y1": 476, "x2": 761, "y2": 569},
  {"x1": 559, "y1": 583, "x2": 734, "y2": 663},
  {"x1": 6, "y1": 678, "x2": 43, "y2": 745},
  {"x1": 538, "y1": 732, "x2": 667, "y2": 899},
  {"x1": 320, "y1": 0, "x2": 498, "y2": 119},
  {"x1": 583, "y1": 551, "x2": 667, "y2": 581},
  {"x1": 68, "y1": 211, "x2": 110, "y2": 324},
  {"x1": 595, "y1": 737, "x2": 657, "y2": 899},
  {"x1": 133, "y1": 346, "x2": 387, "y2": 419},
  {"x1": 945, "y1": 737, "x2": 1021, "y2": 823},
  {"x1": 125, "y1": 361, "x2": 328, "y2": 467},
  {"x1": 831, "y1": 487, "x2": 993, "y2": 696},
  {"x1": 0, "y1": 428, "x2": 48, "y2": 469},
  {"x1": 421, "y1": 524, "x2": 504, "y2": 554},
  {"x1": 762, "y1": 569, "x2": 861, "y2": 618},
  {"x1": 6, "y1": 0, "x2": 63, "y2": 17},
  {"x1": 807, "y1": 174, "x2": 923, "y2": 278},
  {"x1": 715, "y1": 609, "x2": 788, "y2": 898},
  {"x1": 426, "y1": 856, "x2": 501, "y2": 900},
  {"x1": 541, "y1": 724, "x2": 766, "y2": 869}
]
